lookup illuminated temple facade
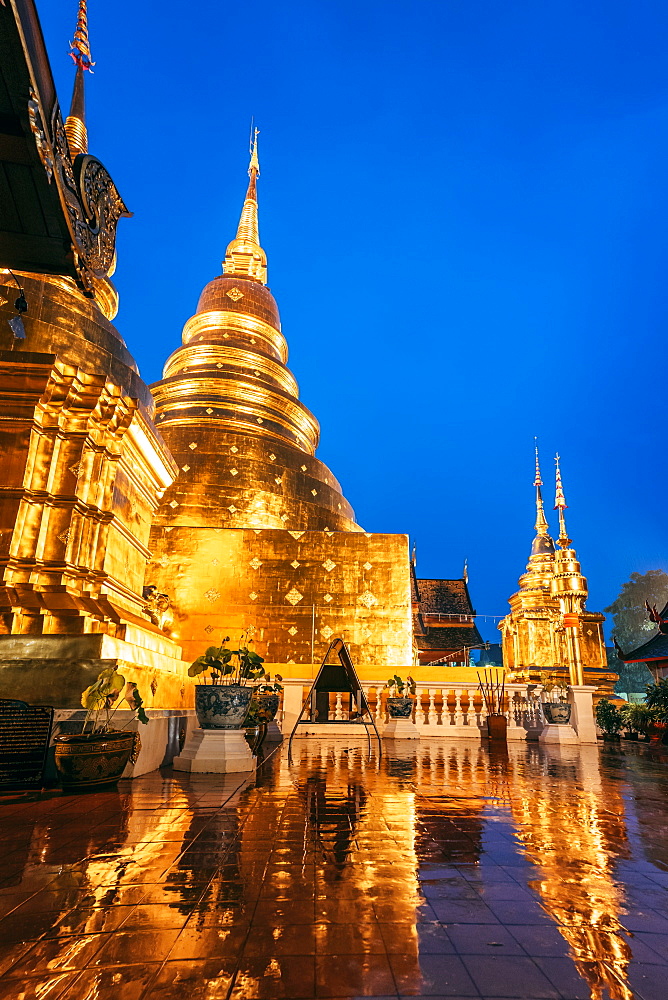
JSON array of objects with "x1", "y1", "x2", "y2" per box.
[{"x1": 498, "y1": 450, "x2": 611, "y2": 688}]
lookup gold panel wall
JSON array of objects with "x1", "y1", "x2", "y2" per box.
[{"x1": 147, "y1": 527, "x2": 413, "y2": 667}]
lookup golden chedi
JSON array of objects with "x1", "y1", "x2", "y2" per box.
[
  {"x1": 148, "y1": 136, "x2": 413, "y2": 668},
  {"x1": 499, "y1": 448, "x2": 610, "y2": 690},
  {"x1": 0, "y1": 1, "x2": 186, "y2": 710}
]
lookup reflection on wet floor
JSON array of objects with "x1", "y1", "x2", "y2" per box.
[{"x1": 1, "y1": 740, "x2": 668, "y2": 999}]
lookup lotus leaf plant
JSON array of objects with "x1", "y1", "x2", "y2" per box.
[
  {"x1": 384, "y1": 674, "x2": 416, "y2": 697},
  {"x1": 189, "y1": 627, "x2": 265, "y2": 685},
  {"x1": 80, "y1": 666, "x2": 149, "y2": 736}
]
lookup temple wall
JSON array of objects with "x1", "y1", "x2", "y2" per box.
[{"x1": 147, "y1": 526, "x2": 413, "y2": 668}]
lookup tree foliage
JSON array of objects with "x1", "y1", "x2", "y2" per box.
[{"x1": 605, "y1": 570, "x2": 668, "y2": 694}]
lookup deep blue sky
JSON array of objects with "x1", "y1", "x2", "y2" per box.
[{"x1": 39, "y1": 1, "x2": 668, "y2": 640}]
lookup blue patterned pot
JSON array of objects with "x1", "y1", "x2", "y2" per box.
[
  {"x1": 542, "y1": 702, "x2": 572, "y2": 725},
  {"x1": 195, "y1": 684, "x2": 253, "y2": 730},
  {"x1": 245, "y1": 692, "x2": 280, "y2": 726},
  {"x1": 387, "y1": 696, "x2": 414, "y2": 719}
]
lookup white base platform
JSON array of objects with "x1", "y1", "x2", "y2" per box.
[
  {"x1": 382, "y1": 718, "x2": 420, "y2": 740},
  {"x1": 173, "y1": 728, "x2": 256, "y2": 773},
  {"x1": 290, "y1": 722, "x2": 376, "y2": 738},
  {"x1": 539, "y1": 723, "x2": 579, "y2": 745},
  {"x1": 264, "y1": 721, "x2": 283, "y2": 742}
]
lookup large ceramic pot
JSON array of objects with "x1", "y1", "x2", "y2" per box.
[
  {"x1": 486, "y1": 714, "x2": 507, "y2": 741},
  {"x1": 387, "y1": 696, "x2": 414, "y2": 719},
  {"x1": 245, "y1": 692, "x2": 280, "y2": 727},
  {"x1": 54, "y1": 730, "x2": 139, "y2": 791},
  {"x1": 542, "y1": 702, "x2": 572, "y2": 725},
  {"x1": 195, "y1": 684, "x2": 253, "y2": 730}
]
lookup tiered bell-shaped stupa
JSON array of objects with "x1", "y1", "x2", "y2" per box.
[
  {"x1": 148, "y1": 138, "x2": 412, "y2": 669},
  {"x1": 151, "y1": 134, "x2": 359, "y2": 534}
]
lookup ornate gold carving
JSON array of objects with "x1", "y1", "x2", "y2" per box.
[
  {"x1": 321, "y1": 626, "x2": 333, "y2": 640},
  {"x1": 285, "y1": 587, "x2": 303, "y2": 606},
  {"x1": 322, "y1": 559, "x2": 336, "y2": 572},
  {"x1": 188, "y1": 442, "x2": 198, "y2": 450},
  {"x1": 363, "y1": 562, "x2": 372, "y2": 571},
  {"x1": 230, "y1": 446, "x2": 239, "y2": 453},
  {"x1": 323, "y1": 594, "x2": 333, "y2": 603},
  {"x1": 288, "y1": 626, "x2": 298, "y2": 636},
  {"x1": 204, "y1": 624, "x2": 215, "y2": 634},
  {"x1": 27, "y1": 89, "x2": 53, "y2": 181},
  {"x1": 288, "y1": 531, "x2": 305, "y2": 540},
  {"x1": 169, "y1": 500, "x2": 179, "y2": 508},
  {"x1": 204, "y1": 588, "x2": 220, "y2": 603},
  {"x1": 249, "y1": 592, "x2": 258, "y2": 601},
  {"x1": 226, "y1": 287, "x2": 244, "y2": 301},
  {"x1": 129, "y1": 732, "x2": 142, "y2": 765},
  {"x1": 358, "y1": 590, "x2": 378, "y2": 609},
  {"x1": 290, "y1": 560, "x2": 300, "y2": 569},
  {"x1": 230, "y1": 468, "x2": 239, "y2": 476},
  {"x1": 181, "y1": 464, "x2": 190, "y2": 472},
  {"x1": 249, "y1": 557, "x2": 262, "y2": 569}
]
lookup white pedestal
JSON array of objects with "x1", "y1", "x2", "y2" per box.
[
  {"x1": 568, "y1": 685, "x2": 599, "y2": 744},
  {"x1": 173, "y1": 728, "x2": 256, "y2": 773},
  {"x1": 383, "y1": 718, "x2": 420, "y2": 739},
  {"x1": 539, "y1": 723, "x2": 579, "y2": 745},
  {"x1": 264, "y1": 721, "x2": 283, "y2": 742}
]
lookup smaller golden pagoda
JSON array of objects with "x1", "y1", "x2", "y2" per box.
[{"x1": 499, "y1": 448, "x2": 609, "y2": 688}]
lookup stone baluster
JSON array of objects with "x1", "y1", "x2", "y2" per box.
[
  {"x1": 428, "y1": 688, "x2": 438, "y2": 726},
  {"x1": 335, "y1": 692, "x2": 343, "y2": 721},
  {"x1": 454, "y1": 690, "x2": 464, "y2": 728},
  {"x1": 375, "y1": 688, "x2": 384, "y2": 727},
  {"x1": 415, "y1": 688, "x2": 426, "y2": 727}
]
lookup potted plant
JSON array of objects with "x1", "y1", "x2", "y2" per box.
[
  {"x1": 595, "y1": 698, "x2": 623, "y2": 741},
  {"x1": 539, "y1": 674, "x2": 572, "y2": 725},
  {"x1": 384, "y1": 675, "x2": 416, "y2": 718},
  {"x1": 619, "y1": 702, "x2": 658, "y2": 741},
  {"x1": 644, "y1": 679, "x2": 668, "y2": 743},
  {"x1": 188, "y1": 628, "x2": 265, "y2": 729},
  {"x1": 246, "y1": 673, "x2": 283, "y2": 727},
  {"x1": 53, "y1": 667, "x2": 148, "y2": 791}
]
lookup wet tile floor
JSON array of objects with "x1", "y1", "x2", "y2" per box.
[{"x1": 1, "y1": 739, "x2": 668, "y2": 1000}]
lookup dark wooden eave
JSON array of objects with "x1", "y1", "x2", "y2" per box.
[{"x1": 0, "y1": 0, "x2": 78, "y2": 277}]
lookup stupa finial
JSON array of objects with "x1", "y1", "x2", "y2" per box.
[
  {"x1": 65, "y1": 0, "x2": 94, "y2": 158},
  {"x1": 223, "y1": 126, "x2": 267, "y2": 283},
  {"x1": 554, "y1": 453, "x2": 572, "y2": 549}
]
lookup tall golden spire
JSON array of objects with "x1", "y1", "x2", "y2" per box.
[
  {"x1": 65, "y1": 0, "x2": 94, "y2": 159},
  {"x1": 223, "y1": 128, "x2": 268, "y2": 284},
  {"x1": 554, "y1": 453, "x2": 572, "y2": 549},
  {"x1": 530, "y1": 441, "x2": 554, "y2": 557}
]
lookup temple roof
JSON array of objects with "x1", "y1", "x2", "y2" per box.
[
  {"x1": 414, "y1": 579, "x2": 476, "y2": 616},
  {"x1": 415, "y1": 625, "x2": 483, "y2": 651},
  {"x1": 617, "y1": 632, "x2": 668, "y2": 663}
]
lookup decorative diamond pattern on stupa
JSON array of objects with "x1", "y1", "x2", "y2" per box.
[
  {"x1": 363, "y1": 562, "x2": 373, "y2": 571},
  {"x1": 228, "y1": 505, "x2": 237, "y2": 513},
  {"x1": 275, "y1": 477, "x2": 282, "y2": 485},
  {"x1": 323, "y1": 594, "x2": 333, "y2": 603},
  {"x1": 269, "y1": 454, "x2": 276, "y2": 461},
  {"x1": 249, "y1": 592, "x2": 258, "y2": 601},
  {"x1": 206, "y1": 408, "x2": 213, "y2": 415},
  {"x1": 321, "y1": 626, "x2": 333, "y2": 640},
  {"x1": 58, "y1": 528, "x2": 70, "y2": 544},
  {"x1": 204, "y1": 624, "x2": 215, "y2": 634},
  {"x1": 211, "y1": 558, "x2": 219, "y2": 566},
  {"x1": 249, "y1": 557, "x2": 262, "y2": 570},
  {"x1": 363, "y1": 627, "x2": 372, "y2": 640},
  {"x1": 204, "y1": 588, "x2": 220, "y2": 603},
  {"x1": 325, "y1": 529, "x2": 332, "y2": 536},
  {"x1": 181, "y1": 464, "x2": 190, "y2": 472},
  {"x1": 358, "y1": 590, "x2": 378, "y2": 609},
  {"x1": 257, "y1": 416, "x2": 263, "y2": 423},
  {"x1": 250, "y1": 337, "x2": 256, "y2": 344},
  {"x1": 189, "y1": 442, "x2": 198, "y2": 450},
  {"x1": 324, "y1": 478, "x2": 329, "y2": 485},
  {"x1": 69, "y1": 462, "x2": 82, "y2": 477},
  {"x1": 230, "y1": 446, "x2": 238, "y2": 453},
  {"x1": 285, "y1": 588, "x2": 303, "y2": 606},
  {"x1": 217, "y1": 363, "x2": 224, "y2": 368},
  {"x1": 280, "y1": 513, "x2": 289, "y2": 522},
  {"x1": 311, "y1": 489, "x2": 317, "y2": 496},
  {"x1": 301, "y1": 465, "x2": 307, "y2": 472},
  {"x1": 226, "y1": 287, "x2": 244, "y2": 301},
  {"x1": 290, "y1": 560, "x2": 300, "y2": 569},
  {"x1": 288, "y1": 530, "x2": 305, "y2": 540},
  {"x1": 337, "y1": 504, "x2": 341, "y2": 510},
  {"x1": 288, "y1": 626, "x2": 298, "y2": 636},
  {"x1": 169, "y1": 500, "x2": 179, "y2": 508},
  {"x1": 230, "y1": 468, "x2": 238, "y2": 476},
  {"x1": 223, "y1": 333, "x2": 229, "y2": 339},
  {"x1": 322, "y1": 559, "x2": 336, "y2": 572},
  {"x1": 254, "y1": 370, "x2": 261, "y2": 378}
]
